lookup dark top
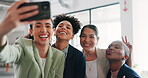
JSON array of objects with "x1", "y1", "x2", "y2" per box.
[
  {"x1": 107, "y1": 64, "x2": 141, "y2": 78},
  {"x1": 52, "y1": 44, "x2": 86, "y2": 78}
]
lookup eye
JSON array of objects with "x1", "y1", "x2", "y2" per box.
[
  {"x1": 90, "y1": 36, "x2": 94, "y2": 38},
  {"x1": 115, "y1": 46, "x2": 120, "y2": 49},
  {"x1": 58, "y1": 25, "x2": 63, "y2": 27},
  {"x1": 35, "y1": 25, "x2": 41, "y2": 28},
  {"x1": 46, "y1": 25, "x2": 51, "y2": 28},
  {"x1": 67, "y1": 27, "x2": 71, "y2": 29},
  {"x1": 80, "y1": 35, "x2": 86, "y2": 38},
  {"x1": 90, "y1": 35, "x2": 95, "y2": 38}
]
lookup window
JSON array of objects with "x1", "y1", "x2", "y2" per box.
[
  {"x1": 91, "y1": 4, "x2": 121, "y2": 49},
  {"x1": 67, "y1": 3, "x2": 121, "y2": 51}
]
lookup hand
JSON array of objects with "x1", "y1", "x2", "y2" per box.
[
  {"x1": 0, "y1": 1, "x2": 39, "y2": 36},
  {"x1": 122, "y1": 36, "x2": 132, "y2": 53},
  {"x1": 122, "y1": 76, "x2": 126, "y2": 78}
]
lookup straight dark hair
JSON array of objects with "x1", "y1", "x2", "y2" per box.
[{"x1": 80, "y1": 24, "x2": 99, "y2": 37}]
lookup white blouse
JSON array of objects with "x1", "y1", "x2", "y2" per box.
[
  {"x1": 41, "y1": 58, "x2": 46, "y2": 71},
  {"x1": 86, "y1": 59, "x2": 98, "y2": 78}
]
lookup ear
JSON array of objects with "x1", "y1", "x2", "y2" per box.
[
  {"x1": 97, "y1": 37, "x2": 99, "y2": 41},
  {"x1": 123, "y1": 55, "x2": 129, "y2": 60},
  {"x1": 125, "y1": 55, "x2": 129, "y2": 59},
  {"x1": 29, "y1": 29, "x2": 33, "y2": 36},
  {"x1": 71, "y1": 34, "x2": 74, "y2": 39},
  {"x1": 53, "y1": 28, "x2": 56, "y2": 36},
  {"x1": 96, "y1": 37, "x2": 99, "y2": 43}
]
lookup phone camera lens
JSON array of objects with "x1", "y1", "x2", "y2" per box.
[{"x1": 43, "y1": 6, "x2": 48, "y2": 10}]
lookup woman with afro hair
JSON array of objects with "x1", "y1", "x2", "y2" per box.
[{"x1": 52, "y1": 14, "x2": 86, "y2": 78}]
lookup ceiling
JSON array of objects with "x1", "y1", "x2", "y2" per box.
[{"x1": 0, "y1": 0, "x2": 15, "y2": 9}]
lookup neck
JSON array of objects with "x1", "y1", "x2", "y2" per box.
[
  {"x1": 34, "y1": 42, "x2": 49, "y2": 58},
  {"x1": 84, "y1": 48, "x2": 97, "y2": 61},
  {"x1": 55, "y1": 40, "x2": 69, "y2": 50},
  {"x1": 109, "y1": 61, "x2": 123, "y2": 72}
]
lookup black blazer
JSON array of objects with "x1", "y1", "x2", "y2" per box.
[
  {"x1": 107, "y1": 64, "x2": 140, "y2": 78},
  {"x1": 64, "y1": 44, "x2": 86, "y2": 78}
]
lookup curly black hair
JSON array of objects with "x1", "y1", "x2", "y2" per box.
[{"x1": 53, "y1": 14, "x2": 81, "y2": 35}]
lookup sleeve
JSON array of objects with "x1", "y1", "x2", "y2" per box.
[
  {"x1": 75, "y1": 53, "x2": 86, "y2": 78},
  {"x1": 55, "y1": 53, "x2": 65, "y2": 78},
  {"x1": 0, "y1": 40, "x2": 24, "y2": 63}
]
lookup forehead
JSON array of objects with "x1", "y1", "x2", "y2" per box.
[
  {"x1": 111, "y1": 41, "x2": 123, "y2": 47},
  {"x1": 32, "y1": 19, "x2": 52, "y2": 25},
  {"x1": 58, "y1": 20, "x2": 72, "y2": 26},
  {"x1": 82, "y1": 27, "x2": 96, "y2": 35}
]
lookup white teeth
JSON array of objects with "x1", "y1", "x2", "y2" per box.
[
  {"x1": 40, "y1": 35, "x2": 48, "y2": 38},
  {"x1": 59, "y1": 32, "x2": 66, "y2": 35},
  {"x1": 84, "y1": 44, "x2": 90, "y2": 46}
]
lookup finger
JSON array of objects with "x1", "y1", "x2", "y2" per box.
[
  {"x1": 18, "y1": 5, "x2": 38, "y2": 14},
  {"x1": 9, "y1": 1, "x2": 26, "y2": 10},
  {"x1": 21, "y1": 21, "x2": 36, "y2": 25},
  {"x1": 125, "y1": 36, "x2": 127, "y2": 43},
  {"x1": 122, "y1": 36, "x2": 125, "y2": 43},
  {"x1": 19, "y1": 10, "x2": 39, "y2": 21}
]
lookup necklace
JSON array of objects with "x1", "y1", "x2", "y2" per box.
[
  {"x1": 86, "y1": 59, "x2": 97, "y2": 71},
  {"x1": 87, "y1": 63, "x2": 93, "y2": 71}
]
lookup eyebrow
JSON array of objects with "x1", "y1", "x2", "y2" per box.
[
  {"x1": 45, "y1": 23, "x2": 51, "y2": 25},
  {"x1": 35, "y1": 22, "x2": 41, "y2": 25},
  {"x1": 113, "y1": 44, "x2": 121, "y2": 47},
  {"x1": 59, "y1": 22, "x2": 71, "y2": 26},
  {"x1": 35, "y1": 22, "x2": 51, "y2": 25}
]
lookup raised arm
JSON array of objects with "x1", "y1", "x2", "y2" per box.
[
  {"x1": 122, "y1": 36, "x2": 132, "y2": 67},
  {"x1": 0, "y1": 1, "x2": 38, "y2": 47}
]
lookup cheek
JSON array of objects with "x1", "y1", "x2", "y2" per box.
[
  {"x1": 48, "y1": 29, "x2": 53, "y2": 34},
  {"x1": 67, "y1": 29, "x2": 73, "y2": 35},
  {"x1": 80, "y1": 38, "x2": 84, "y2": 43},
  {"x1": 56, "y1": 27, "x2": 61, "y2": 31},
  {"x1": 91, "y1": 39, "x2": 97, "y2": 45}
]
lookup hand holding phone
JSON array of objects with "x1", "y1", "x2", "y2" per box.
[{"x1": 18, "y1": 1, "x2": 51, "y2": 21}]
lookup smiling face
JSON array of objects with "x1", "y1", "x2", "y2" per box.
[
  {"x1": 55, "y1": 20, "x2": 74, "y2": 41},
  {"x1": 80, "y1": 27, "x2": 99, "y2": 52},
  {"x1": 29, "y1": 19, "x2": 53, "y2": 46},
  {"x1": 106, "y1": 41, "x2": 128, "y2": 61}
]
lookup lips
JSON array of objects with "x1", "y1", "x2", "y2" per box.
[
  {"x1": 39, "y1": 35, "x2": 48, "y2": 38},
  {"x1": 39, "y1": 34, "x2": 49, "y2": 40},
  {"x1": 59, "y1": 31, "x2": 67, "y2": 35},
  {"x1": 82, "y1": 43, "x2": 91, "y2": 48},
  {"x1": 106, "y1": 50, "x2": 112, "y2": 55}
]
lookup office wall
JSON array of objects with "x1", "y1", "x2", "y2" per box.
[
  {"x1": 50, "y1": 0, "x2": 118, "y2": 16},
  {"x1": 132, "y1": 0, "x2": 148, "y2": 73},
  {"x1": 120, "y1": 0, "x2": 133, "y2": 42}
]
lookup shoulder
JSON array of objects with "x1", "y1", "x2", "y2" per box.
[
  {"x1": 96, "y1": 48, "x2": 106, "y2": 54},
  {"x1": 51, "y1": 47, "x2": 65, "y2": 58},
  {"x1": 15, "y1": 38, "x2": 33, "y2": 46},
  {"x1": 68, "y1": 45, "x2": 84, "y2": 56},
  {"x1": 120, "y1": 64, "x2": 141, "y2": 78},
  {"x1": 96, "y1": 48, "x2": 106, "y2": 58}
]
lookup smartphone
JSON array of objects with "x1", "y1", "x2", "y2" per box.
[{"x1": 18, "y1": 1, "x2": 50, "y2": 21}]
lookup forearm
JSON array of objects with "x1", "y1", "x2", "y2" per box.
[
  {"x1": 0, "y1": 23, "x2": 8, "y2": 47},
  {"x1": 125, "y1": 54, "x2": 132, "y2": 67},
  {"x1": 0, "y1": 34, "x2": 7, "y2": 48}
]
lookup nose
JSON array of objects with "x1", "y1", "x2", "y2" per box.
[
  {"x1": 109, "y1": 47, "x2": 113, "y2": 50},
  {"x1": 61, "y1": 26, "x2": 67, "y2": 30},
  {"x1": 41, "y1": 26, "x2": 47, "y2": 32},
  {"x1": 84, "y1": 36, "x2": 90, "y2": 42}
]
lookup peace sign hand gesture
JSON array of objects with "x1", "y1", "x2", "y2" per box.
[{"x1": 122, "y1": 36, "x2": 132, "y2": 53}]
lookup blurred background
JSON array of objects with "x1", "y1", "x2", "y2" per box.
[{"x1": 0, "y1": 0, "x2": 148, "y2": 78}]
